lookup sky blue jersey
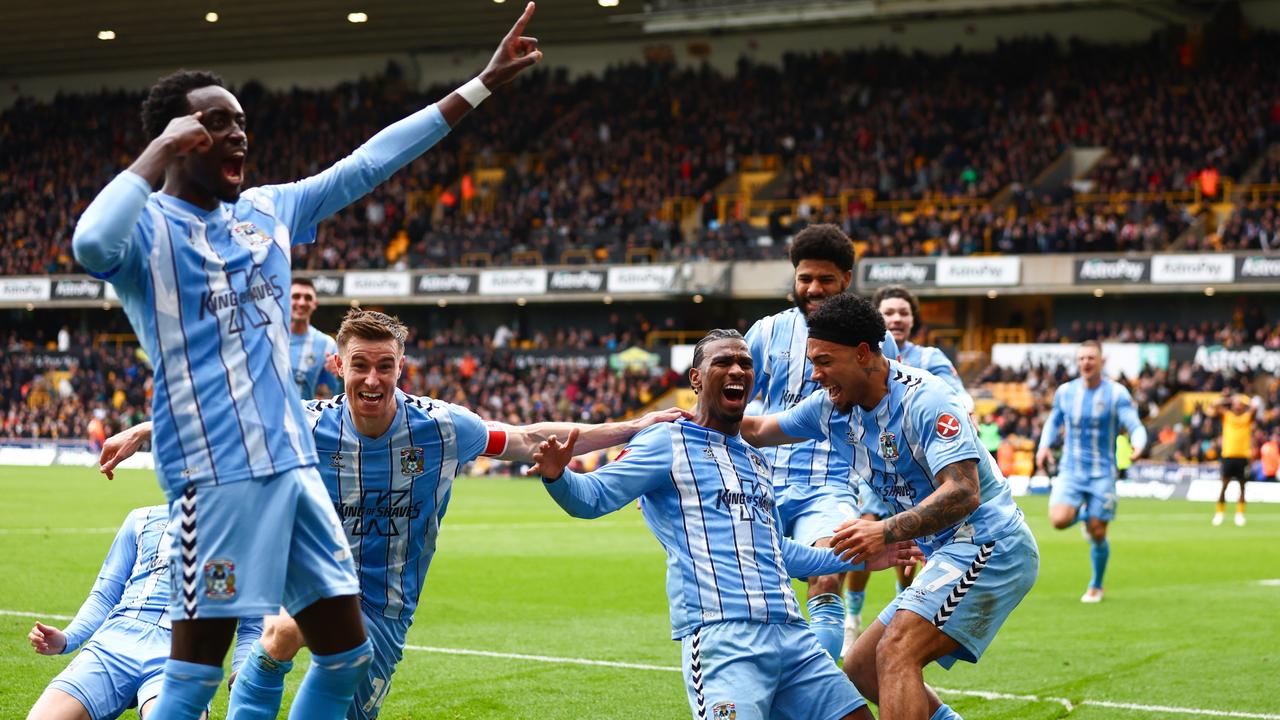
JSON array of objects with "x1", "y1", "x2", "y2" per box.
[
  {"x1": 1037, "y1": 378, "x2": 1148, "y2": 480},
  {"x1": 898, "y1": 340, "x2": 966, "y2": 398},
  {"x1": 544, "y1": 419, "x2": 866, "y2": 639},
  {"x1": 72, "y1": 104, "x2": 452, "y2": 495},
  {"x1": 290, "y1": 325, "x2": 340, "y2": 399},
  {"x1": 305, "y1": 389, "x2": 499, "y2": 622},
  {"x1": 59, "y1": 505, "x2": 260, "y2": 663},
  {"x1": 777, "y1": 361, "x2": 1024, "y2": 556},
  {"x1": 745, "y1": 306, "x2": 898, "y2": 488}
]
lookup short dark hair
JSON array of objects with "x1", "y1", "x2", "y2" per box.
[
  {"x1": 692, "y1": 329, "x2": 744, "y2": 370},
  {"x1": 807, "y1": 294, "x2": 886, "y2": 350},
  {"x1": 292, "y1": 278, "x2": 315, "y2": 290},
  {"x1": 789, "y1": 224, "x2": 854, "y2": 273},
  {"x1": 141, "y1": 69, "x2": 226, "y2": 140},
  {"x1": 871, "y1": 285, "x2": 920, "y2": 334}
]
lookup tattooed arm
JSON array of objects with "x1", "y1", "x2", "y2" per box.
[
  {"x1": 883, "y1": 460, "x2": 981, "y2": 542},
  {"x1": 831, "y1": 459, "x2": 980, "y2": 558}
]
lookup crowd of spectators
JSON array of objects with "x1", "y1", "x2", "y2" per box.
[
  {"x1": 1033, "y1": 315, "x2": 1279, "y2": 347},
  {"x1": 5, "y1": 30, "x2": 1280, "y2": 275}
]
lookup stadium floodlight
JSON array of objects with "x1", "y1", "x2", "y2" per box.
[
  {"x1": 205, "y1": 11, "x2": 219, "y2": 22},
  {"x1": 347, "y1": 11, "x2": 369, "y2": 23},
  {"x1": 96, "y1": 30, "x2": 116, "y2": 40},
  {"x1": 599, "y1": 0, "x2": 620, "y2": 6}
]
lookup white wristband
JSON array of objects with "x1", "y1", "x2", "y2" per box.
[{"x1": 456, "y1": 77, "x2": 491, "y2": 108}]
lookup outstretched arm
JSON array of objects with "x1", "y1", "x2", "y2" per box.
[
  {"x1": 53, "y1": 512, "x2": 140, "y2": 653},
  {"x1": 781, "y1": 536, "x2": 922, "y2": 578},
  {"x1": 493, "y1": 408, "x2": 689, "y2": 462},
  {"x1": 1036, "y1": 391, "x2": 1065, "y2": 471},
  {"x1": 1117, "y1": 392, "x2": 1148, "y2": 459},
  {"x1": 281, "y1": 3, "x2": 542, "y2": 233},
  {"x1": 534, "y1": 429, "x2": 669, "y2": 519},
  {"x1": 739, "y1": 414, "x2": 810, "y2": 449},
  {"x1": 99, "y1": 422, "x2": 153, "y2": 479}
]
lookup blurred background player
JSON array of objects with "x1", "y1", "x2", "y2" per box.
[
  {"x1": 744, "y1": 224, "x2": 860, "y2": 662},
  {"x1": 1036, "y1": 341, "x2": 1147, "y2": 603},
  {"x1": 69, "y1": 5, "x2": 543, "y2": 717},
  {"x1": 534, "y1": 329, "x2": 919, "y2": 720},
  {"x1": 1213, "y1": 392, "x2": 1261, "y2": 526},
  {"x1": 288, "y1": 279, "x2": 340, "y2": 399},
  {"x1": 100, "y1": 309, "x2": 685, "y2": 719},
  {"x1": 741, "y1": 294, "x2": 1037, "y2": 720},
  {"x1": 26, "y1": 505, "x2": 258, "y2": 720}
]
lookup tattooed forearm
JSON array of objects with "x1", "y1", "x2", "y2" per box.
[{"x1": 883, "y1": 460, "x2": 981, "y2": 543}]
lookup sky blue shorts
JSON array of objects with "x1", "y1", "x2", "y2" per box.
[
  {"x1": 775, "y1": 484, "x2": 860, "y2": 547},
  {"x1": 352, "y1": 607, "x2": 410, "y2": 719},
  {"x1": 681, "y1": 621, "x2": 866, "y2": 720},
  {"x1": 48, "y1": 616, "x2": 170, "y2": 720},
  {"x1": 165, "y1": 466, "x2": 359, "y2": 620},
  {"x1": 1050, "y1": 474, "x2": 1118, "y2": 522},
  {"x1": 855, "y1": 477, "x2": 893, "y2": 519},
  {"x1": 878, "y1": 523, "x2": 1039, "y2": 669}
]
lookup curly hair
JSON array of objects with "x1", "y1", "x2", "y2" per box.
[
  {"x1": 870, "y1": 284, "x2": 920, "y2": 335},
  {"x1": 692, "y1": 328, "x2": 745, "y2": 370},
  {"x1": 807, "y1": 293, "x2": 886, "y2": 350},
  {"x1": 141, "y1": 69, "x2": 225, "y2": 140},
  {"x1": 789, "y1": 223, "x2": 855, "y2": 273}
]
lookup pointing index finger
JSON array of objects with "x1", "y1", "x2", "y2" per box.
[{"x1": 508, "y1": 1, "x2": 535, "y2": 39}]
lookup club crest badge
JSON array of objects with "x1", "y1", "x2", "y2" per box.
[
  {"x1": 880, "y1": 431, "x2": 899, "y2": 460},
  {"x1": 204, "y1": 559, "x2": 236, "y2": 600},
  {"x1": 712, "y1": 702, "x2": 737, "y2": 720},
  {"x1": 230, "y1": 221, "x2": 273, "y2": 248},
  {"x1": 401, "y1": 446, "x2": 425, "y2": 476}
]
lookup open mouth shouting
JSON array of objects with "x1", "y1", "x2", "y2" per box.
[
  {"x1": 722, "y1": 381, "x2": 747, "y2": 408},
  {"x1": 354, "y1": 389, "x2": 385, "y2": 413},
  {"x1": 221, "y1": 152, "x2": 245, "y2": 185}
]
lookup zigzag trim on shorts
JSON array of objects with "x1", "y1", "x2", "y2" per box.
[
  {"x1": 178, "y1": 484, "x2": 198, "y2": 619},
  {"x1": 932, "y1": 541, "x2": 995, "y2": 628},
  {"x1": 690, "y1": 626, "x2": 706, "y2": 720}
]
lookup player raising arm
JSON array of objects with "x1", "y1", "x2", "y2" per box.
[
  {"x1": 738, "y1": 294, "x2": 1038, "y2": 720},
  {"x1": 533, "y1": 329, "x2": 918, "y2": 720},
  {"x1": 99, "y1": 309, "x2": 685, "y2": 719},
  {"x1": 70, "y1": 4, "x2": 541, "y2": 718}
]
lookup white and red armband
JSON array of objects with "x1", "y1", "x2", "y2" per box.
[{"x1": 481, "y1": 422, "x2": 509, "y2": 457}]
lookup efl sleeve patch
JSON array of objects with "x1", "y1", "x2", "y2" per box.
[
  {"x1": 935, "y1": 413, "x2": 962, "y2": 440},
  {"x1": 481, "y1": 424, "x2": 508, "y2": 457}
]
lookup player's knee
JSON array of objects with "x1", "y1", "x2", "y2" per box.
[
  {"x1": 260, "y1": 618, "x2": 305, "y2": 661},
  {"x1": 809, "y1": 573, "x2": 841, "y2": 595},
  {"x1": 1086, "y1": 520, "x2": 1107, "y2": 542}
]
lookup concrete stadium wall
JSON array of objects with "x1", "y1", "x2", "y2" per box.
[{"x1": 0, "y1": 6, "x2": 1186, "y2": 107}]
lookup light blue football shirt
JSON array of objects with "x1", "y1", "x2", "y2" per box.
[
  {"x1": 290, "y1": 325, "x2": 340, "y2": 399},
  {"x1": 898, "y1": 339, "x2": 966, "y2": 398},
  {"x1": 73, "y1": 104, "x2": 452, "y2": 496},
  {"x1": 777, "y1": 360, "x2": 1024, "y2": 555},
  {"x1": 544, "y1": 419, "x2": 865, "y2": 639},
  {"x1": 306, "y1": 389, "x2": 494, "y2": 621},
  {"x1": 1037, "y1": 377, "x2": 1147, "y2": 481},
  {"x1": 745, "y1": 305, "x2": 898, "y2": 488}
]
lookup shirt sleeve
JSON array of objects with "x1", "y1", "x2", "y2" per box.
[
  {"x1": 925, "y1": 348, "x2": 970, "y2": 402},
  {"x1": 880, "y1": 330, "x2": 900, "y2": 361},
  {"x1": 71, "y1": 171, "x2": 153, "y2": 284},
  {"x1": 61, "y1": 511, "x2": 139, "y2": 653},
  {"x1": 908, "y1": 384, "x2": 981, "y2": 477},
  {"x1": 779, "y1": 536, "x2": 862, "y2": 577},
  {"x1": 542, "y1": 426, "x2": 672, "y2": 519},
  {"x1": 231, "y1": 616, "x2": 264, "y2": 672},
  {"x1": 1037, "y1": 387, "x2": 1065, "y2": 452},
  {"x1": 745, "y1": 317, "x2": 770, "y2": 403},
  {"x1": 447, "y1": 403, "x2": 492, "y2": 465},
  {"x1": 775, "y1": 388, "x2": 833, "y2": 443},
  {"x1": 261, "y1": 104, "x2": 451, "y2": 246},
  {"x1": 1116, "y1": 387, "x2": 1148, "y2": 453}
]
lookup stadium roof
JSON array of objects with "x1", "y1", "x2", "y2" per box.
[{"x1": 5, "y1": 0, "x2": 1218, "y2": 80}]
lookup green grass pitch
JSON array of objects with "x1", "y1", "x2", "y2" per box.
[{"x1": 1, "y1": 466, "x2": 1278, "y2": 719}]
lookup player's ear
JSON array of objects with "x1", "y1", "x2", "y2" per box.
[{"x1": 689, "y1": 367, "x2": 701, "y2": 394}]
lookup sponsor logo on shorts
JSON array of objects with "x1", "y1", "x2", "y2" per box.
[
  {"x1": 400, "y1": 446, "x2": 425, "y2": 476},
  {"x1": 712, "y1": 701, "x2": 737, "y2": 720},
  {"x1": 935, "y1": 413, "x2": 961, "y2": 440},
  {"x1": 204, "y1": 559, "x2": 236, "y2": 601}
]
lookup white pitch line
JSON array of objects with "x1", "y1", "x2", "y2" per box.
[
  {"x1": 402, "y1": 644, "x2": 1280, "y2": 719},
  {"x1": 1259, "y1": 579, "x2": 1280, "y2": 587},
  {"x1": 0, "y1": 609, "x2": 74, "y2": 621},
  {"x1": 0, "y1": 527, "x2": 117, "y2": 535}
]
